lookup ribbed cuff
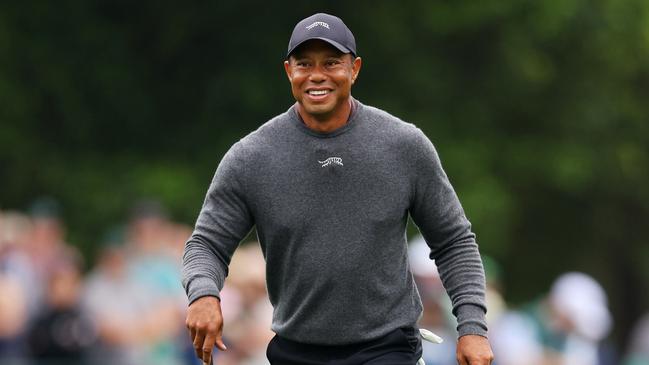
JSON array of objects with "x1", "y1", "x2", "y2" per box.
[
  {"x1": 186, "y1": 276, "x2": 221, "y2": 305},
  {"x1": 455, "y1": 304, "x2": 488, "y2": 338}
]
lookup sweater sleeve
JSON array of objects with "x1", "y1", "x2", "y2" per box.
[
  {"x1": 181, "y1": 141, "x2": 254, "y2": 304},
  {"x1": 407, "y1": 129, "x2": 488, "y2": 338}
]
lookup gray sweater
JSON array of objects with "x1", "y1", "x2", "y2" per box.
[{"x1": 182, "y1": 99, "x2": 488, "y2": 345}]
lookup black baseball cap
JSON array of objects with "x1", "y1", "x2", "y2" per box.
[{"x1": 287, "y1": 13, "x2": 356, "y2": 58}]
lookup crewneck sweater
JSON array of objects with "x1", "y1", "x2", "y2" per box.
[{"x1": 182, "y1": 99, "x2": 488, "y2": 345}]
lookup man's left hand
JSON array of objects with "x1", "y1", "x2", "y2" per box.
[{"x1": 456, "y1": 334, "x2": 494, "y2": 365}]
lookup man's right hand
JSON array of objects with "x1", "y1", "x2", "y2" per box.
[{"x1": 186, "y1": 296, "x2": 226, "y2": 364}]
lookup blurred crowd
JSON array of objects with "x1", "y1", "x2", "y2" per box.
[
  {"x1": 0, "y1": 198, "x2": 270, "y2": 365},
  {"x1": 408, "y1": 236, "x2": 622, "y2": 365},
  {"x1": 2, "y1": 200, "x2": 649, "y2": 365}
]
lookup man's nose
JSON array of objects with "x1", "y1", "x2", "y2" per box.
[{"x1": 308, "y1": 65, "x2": 327, "y2": 82}]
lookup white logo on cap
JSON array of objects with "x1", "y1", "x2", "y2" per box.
[{"x1": 306, "y1": 21, "x2": 330, "y2": 30}]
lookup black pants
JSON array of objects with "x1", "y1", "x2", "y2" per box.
[{"x1": 266, "y1": 327, "x2": 423, "y2": 365}]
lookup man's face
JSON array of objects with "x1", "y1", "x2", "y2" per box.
[{"x1": 284, "y1": 40, "x2": 361, "y2": 120}]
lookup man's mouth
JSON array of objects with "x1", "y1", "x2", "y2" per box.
[{"x1": 307, "y1": 89, "x2": 331, "y2": 96}]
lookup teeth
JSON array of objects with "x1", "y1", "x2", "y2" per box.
[{"x1": 309, "y1": 90, "x2": 329, "y2": 95}]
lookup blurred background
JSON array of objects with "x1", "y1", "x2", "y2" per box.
[{"x1": 1, "y1": 1, "x2": 649, "y2": 364}]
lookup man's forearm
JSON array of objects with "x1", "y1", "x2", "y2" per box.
[
  {"x1": 434, "y1": 236, "x2": 488, "y2": 337},
  {"x1": 182, "y1": 235, "x2": 228, "y2": 304}
]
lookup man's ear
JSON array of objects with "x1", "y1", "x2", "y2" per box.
[
  {"x1": 352, "y1": 56, "x2": 362, "y2": 84},
  {"x1": 284, "y1": 60, "x2": 292, "y2": 82}
]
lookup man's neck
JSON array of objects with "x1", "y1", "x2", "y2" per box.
[{"x1": 297, "y1": 99, "x2": 353, "y2": 133}]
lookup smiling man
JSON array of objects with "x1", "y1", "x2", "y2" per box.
[
  {"x1": 284, "y1": 36, "x2": 361, "y2": 134},
  {"x1": 182, "y1": 13, "x2": 494, "y2": 365}
]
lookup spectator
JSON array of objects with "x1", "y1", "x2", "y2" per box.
[
  {"x1": 216, "y1": 243, "x2": 274, "y2": 365},
  {"x1": 24, "y1": 198, "x2": 77, "y2": 316},
  {"x1": 26, "y1": 251, "x2": 95, "y2": 364},
  {"x1": 124, "y1": 200, "x2": 187, "y2": 364},
  {"x1": 82, "y1": 237, "x2": 152, "y2": 365},
  {"x1": 490, "y1": 310, "x2": 544, "y2": 365},
  {"x1": 482, "y1": 255, "x2": 544, "y2": 365},
  {"x1": 0, "y1": 211, "x2": 35, "y2": 361},
  {"x1": 505, "y1": 272, "x2": 616, "y2": 365}
]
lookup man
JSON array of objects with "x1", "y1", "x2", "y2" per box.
[{"x1": 182, "y1": 13, "x2": 494, "y2": 365}]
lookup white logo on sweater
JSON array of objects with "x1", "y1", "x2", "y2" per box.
[
  {"x1": 318, "y1": 157, "x2": 343, "y2": 167},
  {"x1": 306, "y1": 21, "x2": 330, "y2": 30}
]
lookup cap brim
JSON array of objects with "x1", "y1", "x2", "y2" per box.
[{"x1": 287, "y1": 37, "x2": 352, "y2": 57}]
